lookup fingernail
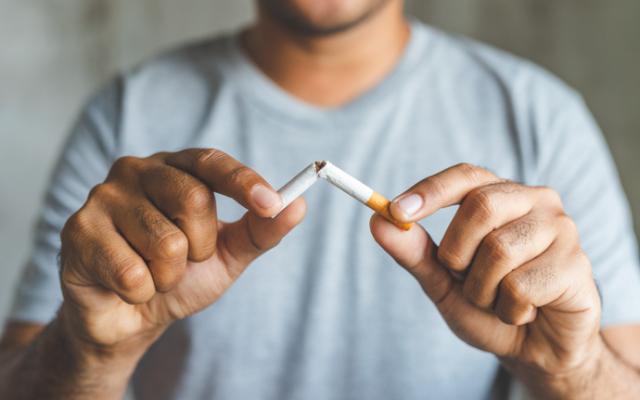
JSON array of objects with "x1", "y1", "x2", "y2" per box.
[
  {"x1": 251, "y1": 184, "x2": 282, "y2": 210},
  {"x1": 394, "y1": 194, "x2": 423, "y2": 218}
]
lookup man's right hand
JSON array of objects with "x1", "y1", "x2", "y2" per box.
[{"x1": 58, "y1": 148, "x2": 305, "y2": 357}]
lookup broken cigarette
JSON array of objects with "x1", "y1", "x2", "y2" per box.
[
  {"x1": 276, "y1": 162, "x2": 320, "y2": 209},
  {"x1": 276, "y1": 161, "x2": 413, "y2": 231}
]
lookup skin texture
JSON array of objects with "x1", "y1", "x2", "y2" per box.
[
  {"x1": 58, "y1": 150, "x2": 306, "y2": 344},
  {"x1": 246, "y1": 0, "x2": 410, "y2": 106},
  {"x1": 0, "y1": 149, "x2": 306, "y2": 399},
  {"x1": 370, "y1": 163, "x2": 640, "y2": 398},
  {"x1": 1, "y1": 1, "x2": 640, "y2": 399},
  {"x1": 258, "y1": 0, "x2": 391, "y2": 35}
]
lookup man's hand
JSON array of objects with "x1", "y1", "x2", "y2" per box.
[
  {"x1": 59, "y1": 148, "x2": 305, "y2": 359},
  {"x1": 0, "y1": 148, "x2": 305, "y2": 400},
  {"x1": 370, "y1": 163, "x2": 604, "y2": 397}
]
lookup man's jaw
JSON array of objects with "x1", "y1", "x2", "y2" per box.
[{"x1": 256, "y1": 0, "x2": 392, "y2": 37}]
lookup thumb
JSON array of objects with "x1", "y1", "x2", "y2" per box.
[
  {"x1": 218, "y1": 197, "x2": 306, "y2": 278},
  {"x1": 369, "y1": 215, "x2": 454, "y2": 306},
  {"x1": 369, "y1": 215, "x2": 518, "y2": 356}
]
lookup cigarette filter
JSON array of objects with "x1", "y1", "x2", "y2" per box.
[
  {"x1": 317, "y1": 162, "x2": 413, "y2": 231},
  {"x1": 276, "y1": 161, "x2": 413, "y2": 231}
]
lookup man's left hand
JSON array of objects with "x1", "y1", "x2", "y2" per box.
[{"x1": 370, "y1": 163, "x2": 603, "y2": 394}]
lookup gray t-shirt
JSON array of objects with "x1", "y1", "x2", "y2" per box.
[{"x1": 10, "y1": 20, "x2": 640, "y2": 400}]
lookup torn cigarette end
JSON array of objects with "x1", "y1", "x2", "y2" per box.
[
  {"x1": 275, "y1": 160, "x2": 413, "y2": 231},
  {"x1": 274, "y1": 162, "x2": 319, "y2": 216},
  {"x1": 314, "y1": 160, "x2": 327, "y2": 172}
]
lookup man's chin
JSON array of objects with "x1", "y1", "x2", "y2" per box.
[
  {"x1": 258, "y1": 0, "x2": 390, "y2": 37},
  {"x1": 276, "y1": 15, "x2": 375, "y2": 37}
]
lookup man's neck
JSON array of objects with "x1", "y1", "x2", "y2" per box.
[{"x1": 243, "y1": 2, "x2": 410, "y2": 108}]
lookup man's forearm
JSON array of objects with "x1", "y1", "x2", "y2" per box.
[
  {"x1": 0, "y1": 310, "x2": 142, "y2": 400},
  {"x1": 513, "y1": 337, "x2": 640, "y2": 399}
]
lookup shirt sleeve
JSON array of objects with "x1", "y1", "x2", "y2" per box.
[
  {"x1": 8, "y1": 79, "x2": 121, "y2": 324},
  {"x1": 535, "y1": 89, "x2": 640, "y2": 328}
]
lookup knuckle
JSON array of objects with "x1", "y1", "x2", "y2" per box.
[
  {"x1": 574, "y1": 250, "x2": 591, "y2": 268},
  {"x1": 457, "y1": 162, "x2": 486, "y2": 184},
  {"x1": 533, "y1": 186, "x2": 564, "y2": 210},
  {"x1": 62, "y1": 213, "x2": 81, "y2": 237},
  {"x1": 456, "y1": 162, "x2": 477, "y2": 175},
  {"x1": 110, "y1": 156, "x2": 141, "y2": 178},
  {"x1": 464, "y1": 190, "x2": 496, "y2": 224},
  {"x1": 88, "y1": 183, "x2": 118, "y2": 203},
  {"x1": 511, "y1": 218, "x2": 537, "y2": 245},
  {"x1": 154, "y1": 230, "x2": 188, "y2": 260},
  {"x1": 538, "y1": 186, "x2": 563, "y2": 207},
  {"x1": 496, "y1": 307, "x2": 521, "y2": 326},
  {"x1": 92, "y1": 246, "x2": 121, "y2": 277},
  {"x1": 571, "y1": 250, "x2": 592, "y2": 275},
  {"x1": 153, "y1": 276, "x2": 179, "y2": 293},
  {"x1": 225, "y1": 165, "x2": 255, "y2": 189},
  {"x1": 190, "y1": 238, "x2": 217, "y2": 262},
  {"x1": 437, "y1": 246, "x2": 467, "y2": 271},
  {"x1": 59, "y1": 242, "x2": 84, "y2": 277},
  {"x1": 482, "y1": 231, "x2": 513, "y2": 264},
  {"x1": 60, "y1": 260, "x2": 78, "y2": 284},
  {"x1": 496, "y1": 300, "x2": 535, "y2": 327},
  {"x1": 195, "y1": 148, "x2": 225, "y2": 168},
  {"x1": 149, "y1": 151, "x2": 170, "y2": 160},
  {"x1": 183, "y1": 185, "x2": 213, "y2": 213},
  {"x1": 63, "y1": 210, "x2": 93, "y2": 241},
  {"x1": 139, "y1": 163, "x2": 167, "y2": 182},
  {"x1": 151, "y1": 260, "x2": 187, "y2": 292},
  {"x1": 490, "y1": 181, "x2": 520, "y2": 194},
  {"x1": 424, "y1": 176, "x2": 448, "y2": 202},
  {"x1": 500, "y1": 274, "x2": 528, "y2": 302},
  {"x1": 557, "y1": 213, "x2": 579, "y2": 238},
  {"x1": 114, "y1": 260, "x2": 150, "y2": 293}
]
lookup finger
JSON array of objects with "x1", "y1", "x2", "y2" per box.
[
  {"x1": 389, "y1": 163, "x2": 501, "y2": 222},
  {"x1": 140, "y1": 163, "x2": 217, "y2": 262},
  {"x1": 165, "y1": 149, "x2": 282, "y2": 218},
  {"x1": 108, "y1": 198, "x2": 189, "y2": 293},
  {"x1": 369, "y1": 215, "x2": 453, "y2": 303},
  {"x1": 369, "y1": 215, "x2": 520, "y2": 356},
  {"x1": 462, "y1": 211, "x2": 560, "y2": 309},
  {"x1": 61, "y1": 211, "x2": 155, "y2": 305},
  {"x1": 217, "y1": 197, "x2": 306, "y2": 278},
  {"x1": 438, "y1": 182, "x2": 543, "y2": 271},
  {"x1": 494, "y1": 232, "x2": 597, "y2": 327}
]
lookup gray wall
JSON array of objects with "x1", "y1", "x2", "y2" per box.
[{"x1": 1, "y1": 1, "x2": 639, "y2": 326}]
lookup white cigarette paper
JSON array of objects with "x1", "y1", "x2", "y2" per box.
[
  {"x1": 316, "y1": 161, "x2": 373, "y2": 206},
  {"x1": 276, "y1": 162, "x2": 321, "y2": 213},
  {"x1": 275, "y1": 160, "x2": 412, "y2": 230}
]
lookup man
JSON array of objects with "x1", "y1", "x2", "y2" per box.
[{"x1": 1, "y1": 0, "x2": 640, "y2": 398}]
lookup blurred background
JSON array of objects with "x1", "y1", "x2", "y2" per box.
[{"x1": 1, "y1": 0, "x2": 639, "y2": 326}]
